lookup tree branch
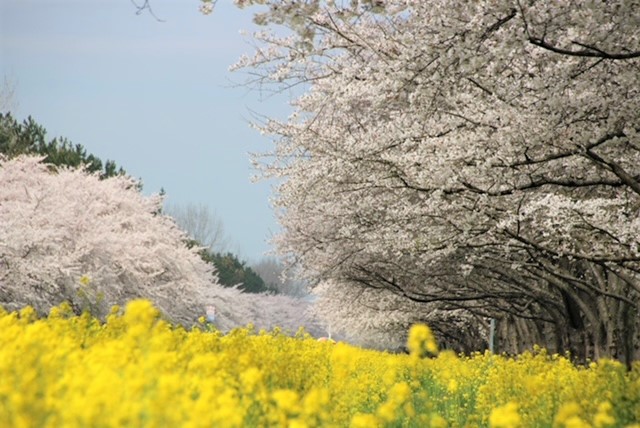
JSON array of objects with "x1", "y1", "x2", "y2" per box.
[
  {"x1": 529, "y1": 37, "x2": 640, "y2": 60},
  {"x1": 511, "y1": 130, "x2": 627, "y2": 167},
  {"x1": 480, "y1": 8, "x2": 517, "y2": 43},
  {"x1": 460, "y1": 176, "x2": 626, "y2": 196},
  {"x1": 130, "y1": 0, "x2": 165, "y2": 22},
  {"x1": 584, "y1": 148, "x2": 640, "y2": 196}
]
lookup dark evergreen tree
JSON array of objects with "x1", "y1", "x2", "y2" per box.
[
  {"x1": 0, "y1": 113, "x2": 125, "y2": 178},
  {"x1": 186, "y1": 243, "x2": 269, "y2": 294},
  {"x1": 210, "y1": 252, "x2": 270, "y2": 294}
]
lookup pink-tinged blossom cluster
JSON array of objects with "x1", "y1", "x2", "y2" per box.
[{"x1": 0, "y1": 156, "x2": 324, "y2": 336}]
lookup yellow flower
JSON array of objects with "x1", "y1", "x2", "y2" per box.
[
  {"x1": 288, "y1": 420, "x2": 309, "y2": 428},
  {"x1": 272, "y1": 389, "x2": 301, "y2": 415},
  {"x1": 554, "y1": 402, "x2": 583, "y2": 428},
  {"x1": 564, "y1": 417, "x2": 591, "y2": 428},
  {"x1": 430, "y1": 413, "x2": 448, "y2": 428},
  {"x1": 407, "y1": 323, "x2": 438, "y2": 357},
  {"x1": 79, "y1": 275, "x2": 91, "y2": 286},
  {"x1": 351, "y1": 413, "x2": 381, "y2": 428},
  {"x1": 593, "y1": 401, "x2": 615, "y2": 428},
  {"x1": 377, "y1": 401, "x2": 397, "y2": 422},
  {"x1": 489, "y1": 402, "x2": 521, "y2": 428},
  {"x1": 375, "y1": 381, "x2": 412, "y2": 423},
  {"x1": 302, "y1": 387, "x2": 330, "y2": 416},
  {"x1": 387, "y1": 381, "x2": 410, "y2": 402},
  {"x1": 240, "y1": 367, "x2": 263, "y2": 394},
  {"x1": 18, "y1": 306, "x2": 37, "y2": 323},
  {"x1": 122, "y1": 299, "x2": 160, "y2": 328}
]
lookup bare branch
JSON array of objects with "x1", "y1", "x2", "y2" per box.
[
  {"x1": 584, "y1": 148, "x2": 640, "y2": 196},
  {"x1": 130, "y1": 0, "x2": 166, "y2": 22}
]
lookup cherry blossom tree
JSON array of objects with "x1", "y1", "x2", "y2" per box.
[
  {"x1": 311, "y1": 279, "x2": 487, "y2": 352},
  {"x1": 229, "y1": 0, "x2": 640, "y2": 362},
  {"x1": 0, "y1": 155, "x2": 324, "y2": 335},
  {"x1": 0, "y1": 155, "x2": 216, "y2": 324},
  {"x1": 207, "y1": 284, "x2": 326, "y2": 336}
]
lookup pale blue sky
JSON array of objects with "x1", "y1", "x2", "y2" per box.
[{"x1": 0, "y1": 0, "x2": 289, "y2": 262}]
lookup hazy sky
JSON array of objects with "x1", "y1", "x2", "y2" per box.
[{"x1": 0, "y1": 0, "x2": 290, "y2": 262}]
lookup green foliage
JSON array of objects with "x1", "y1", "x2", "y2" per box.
[
  {"x1": 187, "y1": 242, "x2": 270, "y2": 294},
  {"x1": 0, "y1": 112, "x2": 125, "y2": 178},
  {"x1": 210, "y1": 252, "x2": 270, "y2": 294}
]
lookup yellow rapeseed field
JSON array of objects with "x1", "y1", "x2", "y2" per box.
[{"x1": 1, "y1": 300, "x2": 639, "y2": 427}]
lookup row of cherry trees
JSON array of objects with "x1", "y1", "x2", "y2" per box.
[
  {"x1": 0, "y1": 155, "x2": 324, "y2": 336},
  {"x1": 228, "y1": 0, "x2": 640, "y2": 362}
]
